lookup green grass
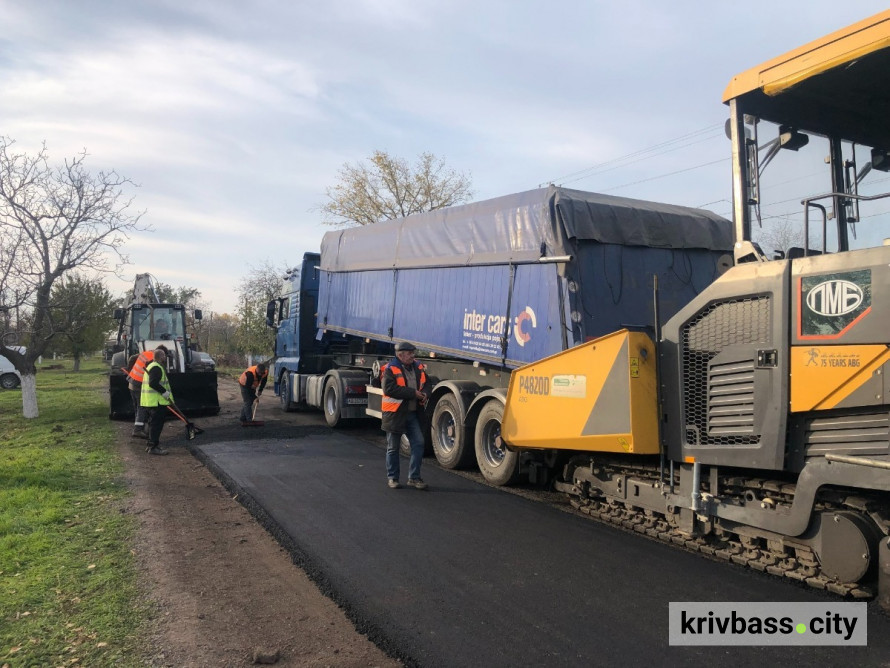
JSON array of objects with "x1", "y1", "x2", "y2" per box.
[{"x1": 0, "y1": 359, "x2": 148, "y2": 667}]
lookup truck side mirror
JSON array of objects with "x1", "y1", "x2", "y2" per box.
[
  {"x1": 113, "y1": 308, "x2": 124, "y2": 320},
  {"x1": 265, "y1": 300, "x2": 277, "y2": 327},
  {"x1": 194, "y1": 309, "x2": 203, "y2": 321}
]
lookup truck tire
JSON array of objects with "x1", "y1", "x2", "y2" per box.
[
  {"x1": 431, "y1": 394, "x2": 474, "y2": 469},
  {"x1": 323, "y1": 376, "x2": 342, "y2": 427},
  {"x1": 474, "y1": 401, "x2": 519, "y2": 486},
  {"x1": 279, "y1": 373, "x2": 296, "y2": 413},
  {"x1": 0, "y1": 373, "x2": 20, "y2": 390}
]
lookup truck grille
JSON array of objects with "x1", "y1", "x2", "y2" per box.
[{"x1": 682, "y1": 296, "x2": 770, "y2": 446}]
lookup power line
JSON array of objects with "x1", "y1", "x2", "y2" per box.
[
  {"x1": 540, "y1": 122, "x2": 725, "y2": 188},
  {"x1": 599, "y1": 158, "x2": 728, "y2": 193}
]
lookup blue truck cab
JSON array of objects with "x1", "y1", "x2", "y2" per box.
[{"x1": 266, "y1": 252, "x2": 394, "y2": 426}]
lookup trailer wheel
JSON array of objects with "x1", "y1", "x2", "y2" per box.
[
  {"x1": 474, "y1": 401, "x2": 519, "y2": 486},
  {"x1": 431, "y1": 394, "x2": 474, "y2": 469},
  {"x1": 279, "y1": 373, "x2": 296, "y2": 412},
  {"x1": 323, "y1": 376, "x2": 342, "y2": 427}
]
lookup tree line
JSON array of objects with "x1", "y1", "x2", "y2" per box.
[{"x1": 0, "y1": 137, "x2": 473, "y2": 418}]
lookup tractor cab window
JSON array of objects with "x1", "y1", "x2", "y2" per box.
[{"x1": 150, "y1": 307, "x2": 186, "y2": 341}]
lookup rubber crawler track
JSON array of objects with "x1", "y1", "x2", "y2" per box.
[{"x1": 565, "y1": 470, "x2": 889, "y2": 600}]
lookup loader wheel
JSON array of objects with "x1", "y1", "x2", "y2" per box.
[
  {"x1": 323, "y1": 376, "x2": 342, "y2": 427},
  {"x1": 474, "y1": 401, "x2": 519, "y2": 486},
  {"x1": 430, "y1": 394, "x2": 474, "y2": 469},
  {"x1": 279, "y1": 373, "x2": 296, "y2": 412}
]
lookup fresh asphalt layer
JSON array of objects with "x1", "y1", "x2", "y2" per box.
[{"x1": 194, "y1": 431, "x2": 890, "y2": 667}]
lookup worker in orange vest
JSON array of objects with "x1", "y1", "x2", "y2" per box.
[
  {"x1": 382, "y1": 341, "x2": 430, "y2": 490},
  {"x1": 239, "y1": 363, "x2": 268, "y2": 424}
]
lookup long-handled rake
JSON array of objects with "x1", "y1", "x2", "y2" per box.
[{"x1": 167, "y1": 404, "x2": 205, "y2": 440}]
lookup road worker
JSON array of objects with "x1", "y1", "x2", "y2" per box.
[
  {"x1": 239, "y1": 363, "x2": 268, "y2": 424},
  {"x1": 382, "y1": 341, "x2": 430, "y2": 490}
]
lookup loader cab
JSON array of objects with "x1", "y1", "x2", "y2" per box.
[{"x1": 116, "y1": 304, "x2": 187, "y2": 351}]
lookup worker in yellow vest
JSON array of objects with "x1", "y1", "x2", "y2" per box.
[
  {"x1": 140, "y1": 348, "x2": 174, "y2": 455},
  {"x1": 127, "y1": 345, "x2": 168, "y2": 438}
]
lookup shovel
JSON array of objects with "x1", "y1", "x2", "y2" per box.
[{"x1": 167, "y1": 404, "x2": 205, "y2": 440}]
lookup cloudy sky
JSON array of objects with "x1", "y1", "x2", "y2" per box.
[{"x1": 2, "y1": 1, "x2": 887, "y2": 313}]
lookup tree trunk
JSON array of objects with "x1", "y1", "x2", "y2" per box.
[
  {"x1": 73, "y1": 354, "x2": 81, "y2": 372},
  {"x1": 21, "y1": 373, "x2": 38, "y2": 418}
]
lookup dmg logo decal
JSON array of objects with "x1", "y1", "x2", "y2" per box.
[{"x1": 805, "y1": 280, "x2": 863, "y2": 316}]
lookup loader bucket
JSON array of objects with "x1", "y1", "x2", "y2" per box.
[
  {"x1": 108, "y1": 370, "x2": 220, "y2": 420},
  {"x1": 168, "y1": 371, "x2": 221, "y2": 416},
  {"x1": 109, "y1": 372, "x2": 135, "y2": 419}
]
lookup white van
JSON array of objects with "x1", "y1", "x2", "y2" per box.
[{"x1": 0, "y1": 346, "x2": 24, "y2": 389}]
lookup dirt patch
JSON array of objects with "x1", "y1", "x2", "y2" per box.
[{"x1": 116, "y1": 375, "x2": 399, "y2": 667}]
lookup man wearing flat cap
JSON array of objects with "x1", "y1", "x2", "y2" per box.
[{"x1": 381, "y1": 341, "x2": 431, "y2": 490}]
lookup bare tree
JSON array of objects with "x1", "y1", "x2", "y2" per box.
[
  {"x1": 0, "y1": 137, "x2": 147, "y2": 417},
  {"x1": 320, "y1": 150, "x2": 473, "y2": 227},
  {"x1": 754, "y1": 216, "x2": 805, "y2": 258}
]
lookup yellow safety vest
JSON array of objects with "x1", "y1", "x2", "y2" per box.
[{"x1": 141, "y1": 361, "x2": 172, "y2": 407}]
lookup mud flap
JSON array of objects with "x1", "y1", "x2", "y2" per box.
[{"x1": 880, "y1": 536, "x2": 890, "y2": 612}]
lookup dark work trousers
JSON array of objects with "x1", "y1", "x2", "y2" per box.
[
  {"x1": 146, "y1": 405, "x2": 167, "y2": 446},
  {"x1": 240, "y1": 385, "x2": 257, "y2": 422}
]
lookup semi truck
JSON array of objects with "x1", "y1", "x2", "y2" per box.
[
  {"x1": 268, "y1": 10, "x2": 890, "y2": 606},
  {"x1": 267, "y1": 187, "x2": 732, "y2": 484},
  {"x1": 108, "y1": 274, "x2": 220, "y2": 418}
]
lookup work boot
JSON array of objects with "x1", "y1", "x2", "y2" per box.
[
  {"x1": 146, "y1": 445, "x2": 168, "y2": 456},
  {"x1": 406, "y1": 478, "x2": 428, "y2": 490},
  {"x1": 131, "y1": 428, "x2": 148, "y2": 439},
  {"x1": 387, "y1": 479, "x2": 401, "y2": 489}
]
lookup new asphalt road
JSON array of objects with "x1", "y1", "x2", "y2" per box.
[{"x1": 194, "y1": 429, "x2": 890, "y2": 667}]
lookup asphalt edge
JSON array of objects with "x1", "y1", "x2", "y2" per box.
[{"x1": 187, "y1": 428, "x2": 418, "y2": 668}]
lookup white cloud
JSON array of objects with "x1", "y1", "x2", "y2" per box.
[{"x1": 2, "y1": 0, "x2": 889, "y2": 313}]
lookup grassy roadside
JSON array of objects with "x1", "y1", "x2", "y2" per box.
[{"x1": 0, "y1": 359, "x2": 147, "y2": 667}]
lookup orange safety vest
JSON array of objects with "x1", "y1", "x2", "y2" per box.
[
  {"x1": 127, "y1": 350, "x2": 155, "y2": 384},
  {"x1": 382, "y1": 363, "x2": 427, "y2": 413},
  {"x1": 239, "y1": 365, "x2": 268, "y2": 389}
]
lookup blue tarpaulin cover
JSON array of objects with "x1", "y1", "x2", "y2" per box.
[{"x1": 317, "y1": 186, "x2": 732, "y2": 367}]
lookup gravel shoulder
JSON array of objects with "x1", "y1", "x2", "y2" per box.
[{"x1": 116, "y1": 375, "x2": 399, "y2": 667}]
